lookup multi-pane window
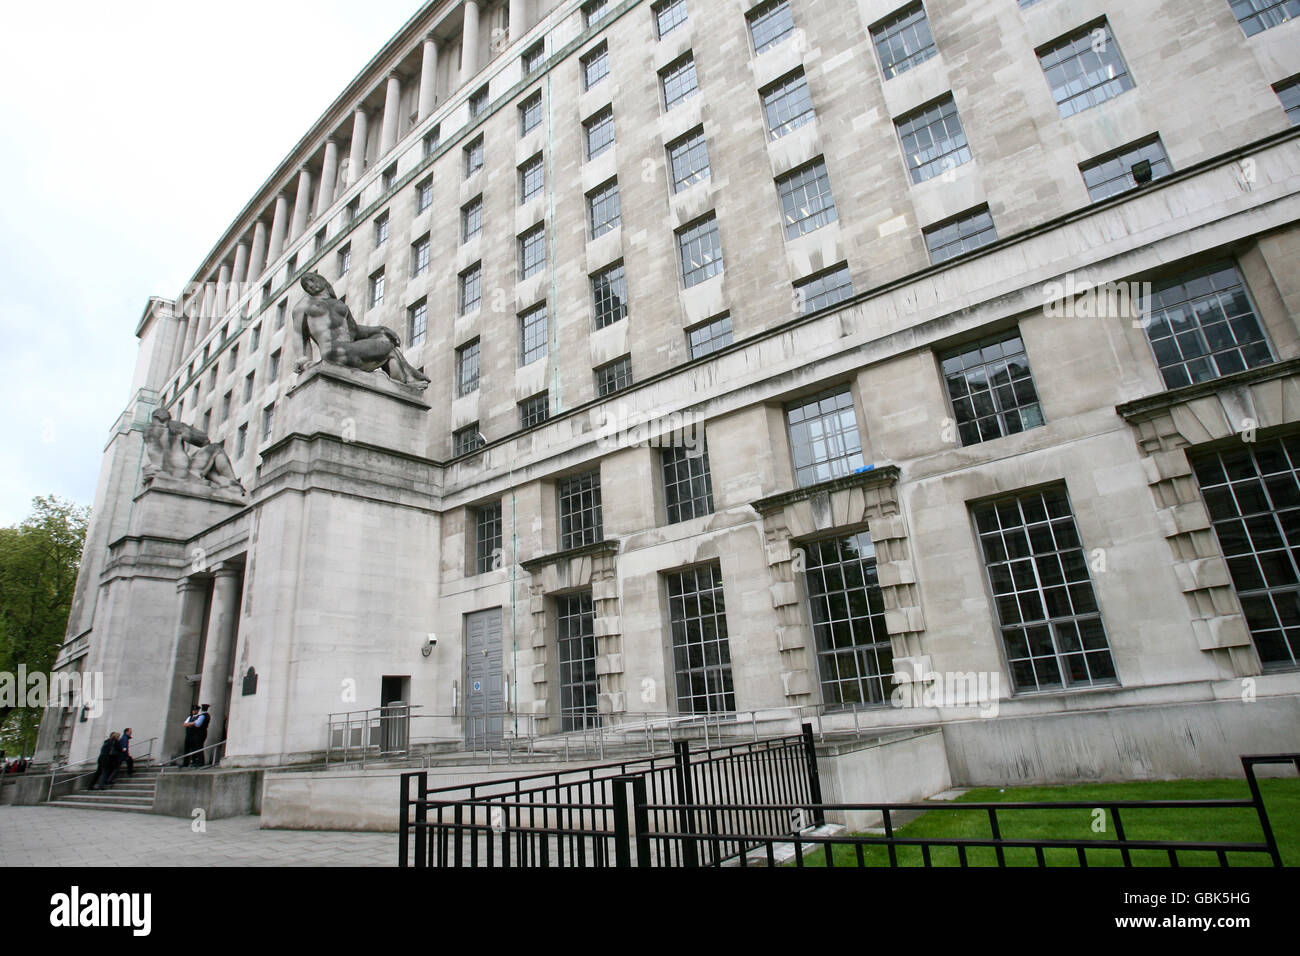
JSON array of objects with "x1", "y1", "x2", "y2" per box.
[
  {"x1": 464, "y1": 136, "x2": 485, "y2": 177},
  {"x1": 776, "y1": 159, "x2": 838, "y2": 239},
  {"x1": 276, "y1": 301, "x2": 288, "y2": 329},
  {"x1": 941, "y1": 329, "x2": 1044, "y2": 446},
  {"x1": 1192, "y1": 438, "x2": 1300, "y2": 670},
  {"x1": 660, "y1": 54, "x2": 699, "y2": 109},
  {"x1": 747, "y1": 0, "x2": 795, "y2": 54},
  {"x1": 261, "y1": 403, "x2": 275, "y2": 440},
  {"x1": 676, "y1": 214, "x2": 723, "y2": 287},
  {"x1": 557, "y1": 591, "x2": 600, "y2": 731},
  {"x1": 269, "y1": 350, "x2": 282, "y2": 381},
  {"x1": 924, "y1": 206, "x2": 998, "y2": 263},
  {"x1": 519, "y1": 392, "x2": 550, "y2": 428},
  {"x1": 687, "y1": 313, "x2": 733, "y2": 359},
  {"x1": 595, "y1": 355, "x2": 633, "y2": 396},
  {"x1": 1230, "y1": 0, "x2": 1299, "y2": 36},
  {"x1": 243, "y1": 372, "x2": 255, "y2": 403},
  {"x1": 519, "y1": 154, "x2": 545, "y2": 203},
  {"x1": 374, "y1": 211, "x2": 390, "y2": 247},
  {"x1": 583, "y1": 0, "x2": 610, "y2": 28},
  {"x1": 1142, "y1": 261, "x2": 1273, "y2": 390},
  {"x1": 871, "y1": 2, "x2": 937, "y2": 78},
  {"x1": 795, "y1": 264, "x2": 854, "y2": 314},
  {"x1": 345, "y1": 198, "x2": 359, "y2": 225},
  {"x1": 473, "y1": 502, "x2": 502, "y2": 575},
  {"x1": 461, "y1": 196, "x2": 483, "y2": 242},
  {"x1": 369, "y1": 270, "x2": 385, "y2": 307},
  {"x1": 416, "y1": 176, "x2": 433, "y2": 214},
  {"x1": 585, "y1": 108, "x2": 616, "y2": 160},
  {"x1": 314, "y1": 229, "x2": 326, "y2": 255},
  {"x1": 454, "y1": 425, "x2": 484, "y2": 456},
  {"x1": 1037, "y1": 21, "x2": 1135, "y2": 119},
  {"x1": 896, "y1": 95, "x2": 971, "y2": 183},
  {"x1": 1080, "y1": 136, "x2": 1173, "y2": 202},
  {"x1": 459, "y1": 264, "x2": 482, "y2": 315},
  {"x1": 456, "y1": 340, "x2": 481, "y2": 396},
  {"x1": 760, "y1": 70, "x2": 816, "y2": 140},
  {"x1": 519, "y1": 224, "x2": 546, "y2": 279},
  {"x1": 667, "y1": 128, "x2": 710, "y2": 193},
  {"x1": 592, "y1": 262, "x2": 628, "y2": 328},
  {"x1": 785, "y1": 387, "x2": 865, "y2": 488},
  {"x1": 220, "y1": 392, "x2": 232, "y2": 423},
  {"x1": 519, "y1": 303, "x2": 548, "y2": 366},
  {"x1": 382, "y1": 164, "x2": 397, "y2": 191},
  {"x1": 423, "y1": 126, "x2": 441, "y2": 156},
  {"x1": 408, "y1": 299, "x2": 428, "y2": 347},
  {"x1": 973, "y1": 486, "x2": 1116, "y2": 693},
  {"x1": 251, "y1": 325, "x2": 261, "y2": 351},
  {"x1": 587, "y1": 179, "x2": 621, "y2": 238},
  {"x1": 337, "y1": 244, "x2": 351, "y2": 276},
  {"x1": 1276, "y1": 76, "x2": 1300, "y2": 125},
  {"x1": 411, "y1": 235, "x2": 431, "y2": 277},
  {"x1": 523, "y1": 42, "x2": 546, "y2": 74},
  {"x1": 469, "y1": 85, "x2": 488, "y2": 118},
  {"x1": 559, "y1": 471, "x2": 603, "y2": 549},
  {"x1": 654, "y1": 0, "x2": 688, "y2": 37},
  {"x1": 662, "y1": 441, "x2": 714, "y2": 523},
  {"x1": 519, "y1": 91, "x2": 543, "y2": 135},
  {"x1": 582, "y1": 43, "x2": 610, "y2": 89},
  {"x1": 666, "y1": 564, "x2": 735, "y2": 714},
  {"x1": 236, "y1": 424, "x2": 247, "y2": 458},
  {"x1": 804, "y1": 532, "x2": 894, "y2": 707}
]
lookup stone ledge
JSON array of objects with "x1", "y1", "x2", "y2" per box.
[
  {"x1": 751, "y1": 465, "x2": 901, "y2": 516},
  {"x1": 1115, "y1": 357, "x2": 1300, "y2": 422},
  {"x1": 520, "y1": 539, "x2": 619, "y2": 574}
]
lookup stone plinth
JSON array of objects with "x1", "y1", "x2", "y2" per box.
[
  {"x1": 284, "y1": 362, "x2": 431, "y2": 457},
  {"x1": 129, "y1": 480, "x2": 248, "y2": 541}
]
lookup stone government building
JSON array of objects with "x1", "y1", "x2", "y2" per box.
[{"x1": 39, "y1": 0, "x2": 1300, "y2": 780}]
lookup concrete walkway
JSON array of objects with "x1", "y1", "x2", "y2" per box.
[{"x1": 0, "y1": 806, "x2": 394, "y2": 867}]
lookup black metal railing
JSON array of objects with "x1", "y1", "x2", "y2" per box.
[{"x1": 399, "y1": 732, "x2": 1294, "y2": 868}]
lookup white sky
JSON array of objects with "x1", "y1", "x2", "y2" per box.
[{"x1": 0, "y1": 0, "x2": 422, "y2": 526}]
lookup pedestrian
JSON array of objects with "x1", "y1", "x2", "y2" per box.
[
  {"x1": 181, "y1": 705, "x2": 200, "y2": 766},
  {"x1": 89, "y1": 732, "x2": 123, "y2": 790},
  {"x1": 192, "y1": 704, "x2": 211, "y2": 766},
  {"x1": 121, "y1": 727, "x2": 134, "y2": 776}
]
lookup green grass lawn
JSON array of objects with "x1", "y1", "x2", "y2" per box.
[{"x1": 790, "y1": 778, "x2": 1300, "y2": 867}]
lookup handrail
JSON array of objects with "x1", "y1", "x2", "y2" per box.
[{"x1": 160, "y1": 738, "x2": 228, "y2": 772}]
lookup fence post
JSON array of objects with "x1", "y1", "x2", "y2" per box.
[
  {"x1": 631, "y1": 775, "x2": 652, "y2": 867},
  {"x1": 1242, "y1": 755, "x2": 1285, "y2": 867},
  {"x1": 801, "y1": 722, "x2": 825, "y2": 827},
  {"x1": 399, "y1": 773, "x2": 411, "y2": 868},
  {"x1": 612, "y1": 776, "x2": 633, "y2": 868},
  {"x1": 673, "y1": 739, "x2": 699, "y2": 867},
  {"x1": 414, "y1": 772, "x2": 429, "y2": 867}
]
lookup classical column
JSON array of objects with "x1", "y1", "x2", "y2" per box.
[
  {"x1": 316, "y1": 139, "x2": 340, "y2": 215},
  {"x1": 247, "y1": 220, "x2": 268, "y2": 284},
  {"x1": 181, "y1": 299, "x2": 199, "y2": 359},
  {"x1": 418, "y1": 37, "x2": 440, "y2": 120},
  {"x1": 196, "y1": 565, "x2": 243, "y2": 763},
  {"x1": 462, "y1": 0, "x2": 481, "y2": 82},
  {"x1": 510, "y1": 0, "x2": 527, "y2": 40},
  {"x1": 347, "y1": 107, "x2": 369, "y2": 185},
  {"x1": 230, "y1": 240, "x2": 250, "y2": 311},
  {"x1": 267, "y1": 193, "x2": 289, "y2": 265},
  {"x1": 215, "y1": 262, "x2": 232, "y2": 317},
  {"x1": 380, "y1": 72, "x2": 402, "y2": 155},
  {"x1": 164, "y1": 578, "x2": 209, "y2": 760},
  {"x1": 290, "y1": 166, "x2": 314, "y2": 239},
  {"x1": 196, "y1": 280, "x2": 217, "y2": 342},
  {"x1": 171, "y1": 314, "x2": 190, "y2": 373}
]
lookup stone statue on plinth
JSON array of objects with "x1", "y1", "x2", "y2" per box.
[
  {"x1": 293, "y1": 272, "x2": 431, "y2": 390},
  {"x1": 142, "y1": 409, "x2": 246, "y2": 496}
]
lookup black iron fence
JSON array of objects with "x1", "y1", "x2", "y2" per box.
[{"x1": 399, "y1": 730, "x2": 1294, "y2": 868}]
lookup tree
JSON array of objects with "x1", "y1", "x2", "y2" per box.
[{"x1": 0, "y1": 496, "x2": 89, "y2": 756}]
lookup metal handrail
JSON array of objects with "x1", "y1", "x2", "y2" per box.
[{"x1": 160, "y1": 737, "x2": 228, "y2": 771}]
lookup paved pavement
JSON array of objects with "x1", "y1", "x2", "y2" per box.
[{"x1": 0, "y1": 806, "x2": 395, "y2": 866}]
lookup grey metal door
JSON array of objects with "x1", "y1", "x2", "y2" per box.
[{"x1": 464, "y1": 608, "x2": 504, "y2": 747}]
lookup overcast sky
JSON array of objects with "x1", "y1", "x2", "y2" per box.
[{"x1": 0, "y1": 1, "x2": 421, "y2": 526}]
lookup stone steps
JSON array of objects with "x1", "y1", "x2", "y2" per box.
[{"x1": 45, "y1": 762, "x2": 160, "y2": 813}]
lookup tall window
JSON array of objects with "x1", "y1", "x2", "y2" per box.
[
  {"x1": 804, "y1": 532, "x2": 894, "y2": 707},
  {"x1": 583, "y1": 0, "x2": 610, "y2": 28},
  {"x1": 592, "y1": 262, "x2": 628, "y2": 328},
  {"x1": 423, "y1": 126, "x2": 441, "y2": 156},
  {"x1": 519, "y1": 224, "x2": 547, "y2": 279},
  {"x1": 251, "y1": 324, "x2": 261, "y2": 351},
  {"x1": 785, "y1": 387, "x2": 865, "y2": 488},
  {"x1": 557, "y1": 591, "x2": 600, "y2": 731},
  {"x1": 1193, "y1": 438, "x2": 1300, "y2": 670},
  {"x1": 261, "y1": 403, "x2": 275, "y2": 440},
  {"x1": 461, "y1": 196, "x2": 483, "y2": 242},
  {"x1": 522, "y1": 42, "x2": 546, "y2": 74},
  {"x1": 1229, "y1": 0, "x2": 1298, "y2": 36},
  {"x1": 666, "y1": 564, "x2": 735, "y2": 714},
  {"x1": 1275, "y1": 76, "x2": 1300, "y2": 125},
  {"x1": 973, "y1": 486, "x2": 1116, "y2": 693},
  {"x1": 382, "y1": 164, "x2": 397, "y2": 191},
  {"x1": 519, "y1": 154, "x2": 544, "y2": 203},
  {"x1": 236, "y1": 424, "x2": 248, "y2": 458},
  {"x1": 653, "y1": 0, "x2": 688, "y2": 37},
  {"x1": 587, "y1": 179, "x2": 621, "y2": 238},
  {"x1": 408, "y1": 299, "x2": 428, "y2": 347},
  {"x1": 456, "y1": 340, "x2": 481, "y2": 396},
  {"x1": 220, "y1": 392, "x2": 232, "y2": 423},
  {"x1": 269, "y1": 349, "x2": 282, "y2": 381},
  {"x1": 923, "y1": 206, "x2": 998, "y2": 263},
  {"x1": 896, "y1": 94, "x2": 971, "y2": 183},
  {"x1": 1142, "y1": 260, "x2": 1273, "y2": 389},
  {"x1": 760, "y1": 70, "x2": 816, "y2": 139},
  {"x1": 776, "y1": 159, "x2": 838, "y2": 239},
  {"x1": 243, "y1": 372, "x2": 255, "y2": 403},
  {"x1": 794, "y1": 263, "x2": 854, "y2": 314},
  {"x1": 337, "y1": 245, "x2": 351, "y2": 276},
  {"x1": 676, "y1": 214, "x2": 723, "y2": 287},
  {"x1": 660, "y1": 54, "x2": 699, "y2": 109},
  {"x1": 584, "y1": 107, "x2": 616, "y2": 159},
  {"x1": 871, "y1": 2, "x2": 937, "y2": 78},
  {"x1": 469, "y1": 85, "x2": 489, "y2": 118},
  {"x1": 559, "y1": 471, "x2": 603, "y2": 549},
  {"x1": 662, "y1": 441, "x2": 714, "y2": 523},
  {"x1": 1037, "y1": 20, "x2": 1134, "y2": 118},
  {"x1": 519, "y1": 303, "x2": 548, "y2": 366},
  {"x1": 667, "y1": 127, "x2": 711, "y2": 193},
  {"x1": 519, "y1": 91, "x2": 542, "y2": 135},
  {"x1": 459, "y1": 263, "x2": 482, "y2": 314},
  {"x1": 276, "y1": 301, "x2": 288, "y2": 329},
  {"x1": 940, "y1": 329, "x2": 1044, "y2": 446},
  {"x1": 1080, "y1": 136, "x2": 1172, "y2": 202},
  {"x1": 474, "y1": 502, "x2": 502, "y2": 575},
  {"x1": 582, "y1": 42, "x2": 610, "y2": 89},
  {"x1": 374, "y1": 211, "x2": 390, "y2": 247},
  {"x1": 595, "y1": 355, "x2": 633, "y2": 396},
  {"x1": 369, "y1": 269, "x2": 385, "y2": 307},
  {"x1": 416, "y1": 176, "x2": 434, "y2": 213},
  {"x1": 519, "y1": 392, "x2": 550, "y2": 428},
  {"x1": 464, "y1": 136, "x2": 485, "y2": 177},
  {"x1": 454, "y1": 425, "x2": 484, "y2": 456},
  {"x1": 747, "y1": 0, "x2": 795, "y2": 54},
  {"x1": 411, "y1": 235, "x2": 431, "y2": 277},
  {"x1": 687, "y1": 313, "x2": 732, "y2": 359}
]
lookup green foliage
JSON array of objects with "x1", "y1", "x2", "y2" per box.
[{"x1": 0, "y1": 496, "x2": 89, "y2": 755}]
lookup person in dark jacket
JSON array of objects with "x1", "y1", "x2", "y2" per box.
[
  {"x1": 89, "y1": 733, "x2": 123, "y2": 790},
  {"x1": 181, "y1": 706, "x2": 200, "y2": 766},
  {"x1": 120, "y1": 728, "x2": 134, "y2": 776}
]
